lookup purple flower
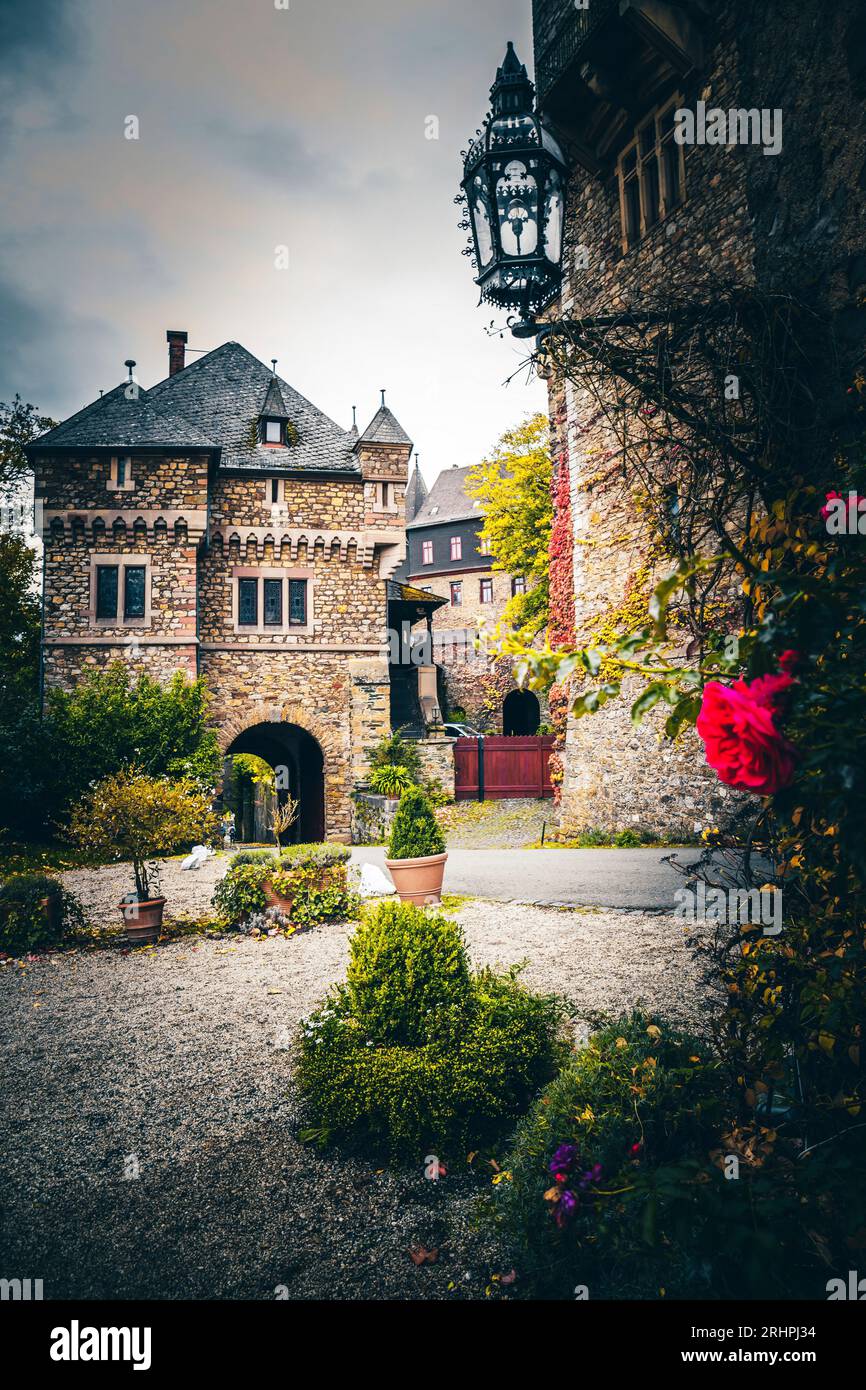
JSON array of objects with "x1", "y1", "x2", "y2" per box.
[
  {"x1": 554, "y1": 1189, "x2": 578, "y2": 1228},
  {"x1": 578, "y1": 1163, "x2": 603, "y2": 1190},
  {"x1": 549, "y1": 1143, "x2": 579, "y2": 1176}
]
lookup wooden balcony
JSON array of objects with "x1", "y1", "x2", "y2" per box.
[
  {"x1": 535, "y1": 0, "x2": 621, "y2": 107},
  {"x1": 534, "y1": 0, "x2": 707, "y2": 172}
]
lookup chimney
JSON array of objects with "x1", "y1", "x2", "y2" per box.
[{"x1": 166, "y1": 330, "x2": 188, "y2": 377}]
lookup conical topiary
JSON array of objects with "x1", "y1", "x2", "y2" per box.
[
  {"x1": 387, "y1": 786, "x2": 446, "y2": 860},
  {"x1": 345, "y1": 898, "x2": 472, "y2": 1046}
]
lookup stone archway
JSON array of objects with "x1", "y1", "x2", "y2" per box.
[
  {"x1": 503, "y1": 687, "x2": 540, "y2": 737},
  {"x1": 218, "y1": 701, "x2": 338, "y2": 764},
  {"x1": 223, "y1": 716, "x2": 327, "y2": 844}
]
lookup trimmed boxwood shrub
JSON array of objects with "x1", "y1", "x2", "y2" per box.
[
  {"x1": 490, "y1": 1013, "x2": 728, "y2": 1299},
  {"x1": 296, "y1": 900, "x2": 565, "y2": 1159},
  {"x1": 345, "y1": 898, "x2": 471, "y2": 1046},
  {"x1": 0, "y1": 874, "x2": 86, "y2": 956},
  {"x1": 387, "y1": 787, "x2": 445, "y2": 860}
]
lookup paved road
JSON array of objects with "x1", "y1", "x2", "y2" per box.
[{"x1": 351, "y1": 846, "x2": 705, "y2": 910}]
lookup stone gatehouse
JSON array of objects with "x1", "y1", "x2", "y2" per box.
[{"x1": 29, "y1": 332, "x2": 446, "y2": 842}]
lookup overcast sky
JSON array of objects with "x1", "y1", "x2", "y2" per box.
[{"x1": 0, "y1": 0, "x2": 545, "y2": 486}]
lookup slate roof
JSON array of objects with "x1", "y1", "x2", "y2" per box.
[
  {"x1": 385, "y1": 579, "x2": 447, "y2": 611},
  {"x1": 357, "y1": 404, "x2": 413, "y2": 449},
  {"x1": 29, "y1": 341, "x2": 361, "y2": 475},
  {"x1": 150, "y1": 342, "x2": 359, "y2": 474},
  {"x1": 260, "y1": 375, "x2": 291, "y2": 420},
  {"x1": 407, "y1": 464, "x2": 484, "y2": 529},
  {"x1": 27, "y1": 382, "x2": 218, "y2": 452},
  {"x1": 404, "y1": 461, "x2": 429, "y2": 521}
]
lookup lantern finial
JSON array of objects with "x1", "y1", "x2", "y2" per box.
[{"x1": 491, "y1": 41, "x2": 535, "y2": 115}]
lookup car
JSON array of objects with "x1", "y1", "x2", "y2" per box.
[{"x1": 442, "y1": 722, "x2": 485, "y2": 739}]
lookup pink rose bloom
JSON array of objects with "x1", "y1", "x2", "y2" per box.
[{"x1": 697, "y1": 675, "x2": 797, "y2": 795}]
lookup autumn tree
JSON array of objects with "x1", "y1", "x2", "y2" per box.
[
  {"x1": 0, "y1": 534, "x2": 41, "y2": 715},
  {"x1": 0, "y1": 395, "x2": 56, "y2": 492},
  {"x1": 466, "y1": 413, "x2": 552, "y2": 636}
]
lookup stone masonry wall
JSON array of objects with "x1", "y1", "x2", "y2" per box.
[
  {"x1": 540, "y1": 4, "x2": 756, "y2": 837},
  {"x1": 203, "y1": 470, "x2": 403, "y2": 840},
  {"x1": 540, "y1": 1, "x2": 865, "y2": 838},
  {"x1": 415, "y1": 567, "x2": 548, "y2": 733},
  {"x1": 37, "y1": 442, "x2": 409, "y2": 840},
  {"x1": 36, "y1": 449, "x2": 207, "y2": 691}
]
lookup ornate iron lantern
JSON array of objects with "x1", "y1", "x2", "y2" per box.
[{"x1": 459, "y1": 42, "x2": 567, "y2": 327}]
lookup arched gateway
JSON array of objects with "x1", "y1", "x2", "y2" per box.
[
  {"x1": 220, "y1": 710, "x2": 329, "y2": 844},
  {"x1": 503, "y1": 688, "x2": 540, "y2": 737}
]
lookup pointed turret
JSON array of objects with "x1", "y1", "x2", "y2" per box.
[
  {"x1": 355, "y1": 392, "x2": 413, "y2": 540},
  {"x1": 404, "y1": 455, "x2": 428, "y2": 521},
  {"x1": 490, "y1": 40, "x2": 535, "y2": 116}
]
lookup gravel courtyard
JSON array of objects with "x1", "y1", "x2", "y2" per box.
[{"x1": 0, "y1": 875, "x2": 715, "y2": 1301}]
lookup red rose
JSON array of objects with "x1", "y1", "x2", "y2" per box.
[
  {"x1": 820, "y1": 490, "x2": 841, "y2": 520},
  {"x1": 778, "y1": 650, "x2": 801, "y2": 674},
  {"x1": 697, "y1": 676, "x2": 797, "y2": 795}
]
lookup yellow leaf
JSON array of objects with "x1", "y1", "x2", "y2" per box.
[
  {"x1": 818, "y1": 1032, "x2": 836, "y2": 1055},
  {"x1": 646, "y1": 1025, "x2": 661, "y2": 1040}
]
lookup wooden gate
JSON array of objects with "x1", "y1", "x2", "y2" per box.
[{"x1": 454, "y1": 735, "x2": 555, "y2": 801}]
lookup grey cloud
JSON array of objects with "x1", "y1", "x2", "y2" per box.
[
  {"x1": 0, "y1": 0, "x2": 79, "y2": 73},
  {"x1": 0, "y1": 272, "x2": 113, "y2": 417}
]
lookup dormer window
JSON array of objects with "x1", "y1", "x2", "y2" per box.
[{"x1": 258, "y1": 372, "x2": 293, "y2": 450}]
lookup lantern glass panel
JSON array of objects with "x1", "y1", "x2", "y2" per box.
[
  {"x1": 469, "y1": 174, "x2": 495, "y2": 267},
  {"x1": 543, "y1": 168, "x2": 564, "y2": 265},
  {"x1": 496, "y1": 160, "x2": 539, "y2": 258}
]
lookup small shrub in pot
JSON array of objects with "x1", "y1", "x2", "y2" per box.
[
  {"x1": 384, "y1": 787, "x2": 447, "y2": 905},
  {"x1": 70, "y1": 769, "x2": 217, "y2": 943}
]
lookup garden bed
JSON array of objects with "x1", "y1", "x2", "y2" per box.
[{"x1": 0, "y1": 895, "x2": 712, "y2": 1299}]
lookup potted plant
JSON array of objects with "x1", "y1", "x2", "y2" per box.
[
  {"x1": 384, "y1": 786, "x2": 448, "y2": 906},
  {"x1": 262, "y1": 797, "x2": 300, "y2": 910},
  {"x1": 0, "y1": 874, "x2": 86, "y2": 957},
  {"x1": 70, "y1": 769, "x2": 218, "y2": 944}
]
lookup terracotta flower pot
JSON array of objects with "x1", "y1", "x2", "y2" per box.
[
  {"x1": 118, "y1": 897, "x2": 166, "y2": 945},
  {"x1": 262, "y1": 881, "x2": 294, "y2": 916},
  {"x1": 384, "y1": 853, "x2": 448, "y2": 907}
]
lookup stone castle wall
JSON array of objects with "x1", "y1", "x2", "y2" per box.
[
  {"x1": 414, "y1": 567, "x2": 548, "y2": 733},
  {"x1": 538, "y1": 4, "x2": 755, "y2": 837},
  {"x1": 538, "y1": 0, "x2": 865, "y2": 837},
  {"x1": 36, "y1": 450, "x2": 207, "y2": 690},
  {"x1": 36, "y1": 441, "x2": 411, "y2": 841}
]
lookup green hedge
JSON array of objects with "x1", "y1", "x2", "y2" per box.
[
  {"x1": 297, "y1": 900, "x2": 565, "y2": 1158},
  {"x1": 0, "y1": 874, "x2": 86, "y2": 956}
]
